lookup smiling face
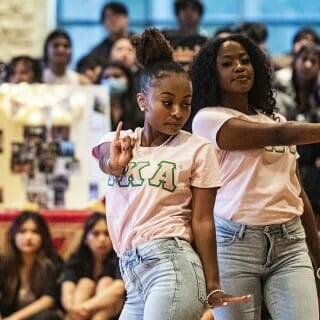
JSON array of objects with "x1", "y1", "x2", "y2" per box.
[
  {"x1": 15, "y1": 219, "x2": 42, "y2": 255},
  {"x1": 137, "y1": 72, "x2": 192, "y2": 142},
  {"x1": 47, "y1": 36, "x2": 72, "y2": 66},
  {"x1": 216, "y1": 40, "x2": 254, "y2": 96}
]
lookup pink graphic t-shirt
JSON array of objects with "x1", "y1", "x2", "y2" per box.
[
  {"x1": 92, "y1": 128, "x2": 221, "y2": 256},
  {"x1": 192, "y1": 107, "x2": 303, "y2": 225}
]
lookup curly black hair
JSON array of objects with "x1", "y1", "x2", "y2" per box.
[
  {"x1": 131, "y1": 28, "x2": 188, "y2": 94},
  {"x1": 189, "y1": 34, "x2": 276, "y2": 121}
]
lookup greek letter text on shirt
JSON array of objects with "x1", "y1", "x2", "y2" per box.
[{"x1": 107, "y1": 160, "x2": 177, "y2": 192}]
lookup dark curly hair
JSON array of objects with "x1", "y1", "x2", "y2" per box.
[
  {"x1": 189, "y1": 34, "x2": 276, "y2": 122},
  {"x1": 131, "y1": 28, "x2": 188, "y2": 94}
]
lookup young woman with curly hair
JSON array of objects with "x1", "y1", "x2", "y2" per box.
[{"x1": 190, "y1": 34, "x2": 320, "y2": 320}]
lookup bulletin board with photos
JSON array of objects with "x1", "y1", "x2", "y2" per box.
[{"x1": 0, "y1": 83, "x2": 110, "y2": 210}]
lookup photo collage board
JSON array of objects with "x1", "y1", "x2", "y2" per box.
[{"x1": 0, "y1": 84, "x2": 110, "y2": 210}]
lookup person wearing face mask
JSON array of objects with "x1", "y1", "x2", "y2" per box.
[{"x1": 100, "y1": 61, "x2": 143, "y2": 130}]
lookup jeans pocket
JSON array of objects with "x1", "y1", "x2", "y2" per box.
[
  {"x1": 216, "y1": 230, "x2": 237, "y2": 246},
  {"x1": 191, "y1": 261, "x2": 206, "y2": 304},
  {"x1": 278, "y1": 222, "x2": 306, "y2": 243}
]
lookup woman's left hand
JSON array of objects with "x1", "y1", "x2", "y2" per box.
[{"x1": 207, "y1": 290, "x2": 252, "y2": 308}]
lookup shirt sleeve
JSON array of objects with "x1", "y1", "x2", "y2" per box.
[
  {"x1": 59, "y1": 252, "x2": 83, "y2": 284},
  {"x1": 191, "y1": 141, "x2": 221, "y2": 188},
  {"x1": 192, "y1": 108, "x2": 234, "y2": 150},
  {"x1": 91, "y1": 132, "x2": 116, "y2": 160}
]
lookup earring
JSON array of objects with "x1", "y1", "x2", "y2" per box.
[{"x1": 140, "y1": 105, "x2": 145, "y2": 111}]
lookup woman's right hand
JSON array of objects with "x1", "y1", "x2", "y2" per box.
[{"x1": 108, "y1": 121, "x2": 136, "y2": 172}]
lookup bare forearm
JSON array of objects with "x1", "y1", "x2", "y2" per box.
[
  {"x1": 219, "y1": 119, "x2": 320, "y2": 150},
  {"x1": 192, "y1": 217, "x2": 220, "y2": 293},
  {"x1": 61, "y1": 281, "x2": 76, "y2": 310},
  {"x1": 9, "y1": 296, "x2": 54, "y2": 320},
  {"x1": 277, "y1": 122, "x2": 320, "y2": 146},
  {"x1": 81, "y1": 280, "x2": 125, "y2": 312}
]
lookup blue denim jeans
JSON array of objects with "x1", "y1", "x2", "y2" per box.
[
  {"x1": 119, "y1": 237, "x2": 206, "y2": 320},
  {"x1": 213, "y1": 215, "x2": 319, "y2": 320}
]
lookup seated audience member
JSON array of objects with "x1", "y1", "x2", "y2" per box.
[
  {"x1": 163, "y1": 0, "x2": 206, "y2": 40},
  {"x1": 86, "y1": 2, "x2": 133, "y2": 67},
  {"x1": 0, "y1": 61, "x2": 7, "y2": 83},
  {"x1": 273, "y1": 27, "x2": 320, "y2": 71},
  {"x1": 274, "y1": 43, "x2": 320, "y2": 213},
  {"x1": 60, "y1": 212, "x2": 125, "y2": 320},
  {"x1": 109, "y1": 36, "x2": 138, "y2": 73},
  {"x1": 0, "y1": 211, "x2": 64, "y2": 320},
  {"x1": 213, "y1": 26, "x2": 234, "y2": 39},
  {"x1": 42, "y1": 29, "x2": 90, "y2": 85},
  {"x1": 234, "y1": 22, "x2": 269, "y2": 54},
  {"x1": 171, "y1": 34, "x2": 207, "y2": 72},
  {"x1": 5, "y1": 55, "x2": 42, "y2": 84},
  {"x1": 76, "y1": 55, "x2": 102, "y2": 84},
  {"x1": 99, "y1": 61, "x2": 143, "y2": 130}
]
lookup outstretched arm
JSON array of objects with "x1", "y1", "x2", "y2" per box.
[
  {"x1": 191, "y1": 186, "x2": 252, "y2": 308},
  {"x1": 217, "y1": 118, "x2": 320, "y2": 150}
]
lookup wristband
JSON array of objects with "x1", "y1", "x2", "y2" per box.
[
  {"x1": 106, "y1": 159, "x2": 128, "y2": 176},
  {"x1": 206, "y1": 289, "x2": 225, "y2": 308}
]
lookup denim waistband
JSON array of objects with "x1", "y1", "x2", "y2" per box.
[
  {"x1": 121, "y1": 237, "x2": 189, "y2": 261},
  {"x1": 215, "y1": 215, "x2": 301, "y2": 238}
]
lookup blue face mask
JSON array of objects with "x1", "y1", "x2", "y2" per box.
[{"x1": 100, "y1": 77, "x2": 128, "y2": 96}]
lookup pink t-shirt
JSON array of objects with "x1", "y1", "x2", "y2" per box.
[
  {"x1": 92, "y1": 128, "x2": 221, "y2": 256},
  {"x1": 192, "y1": 107, "x2": 303, "y2": 225}
]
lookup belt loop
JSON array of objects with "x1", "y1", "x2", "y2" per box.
[
  {"x1": 281, "y1": 223, "x2": 288, "y2": 237},
  {"x1": 281, "y1": 223, "x2": 294, "y2": 240},
  {"x1": 135, "y1": 247, "x2": 142, "y2": 263},
  {"x1": 238, "y1": 224, "x2": 246, "y2": 239},
  {"x1": 174, "y1": 237, "x2": 183, "y2": 249}
]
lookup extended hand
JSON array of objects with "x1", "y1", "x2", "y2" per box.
[
  {"x1": 207, "y1": 291, "x2": 252, "y2": 308},
  {"x1": 109, "y1": 121, "x2": 136, "y2": 171}
]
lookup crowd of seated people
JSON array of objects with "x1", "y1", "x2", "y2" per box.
[{"x1": 0, "y1": 210, "x2": 125, "y2": 320}]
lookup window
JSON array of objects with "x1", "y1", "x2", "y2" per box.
[{"x1": 56, "y1": 0, "x2": 320, "y2": 67}]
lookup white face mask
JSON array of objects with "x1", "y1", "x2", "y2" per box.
[{"x1": 100, "y1": 77, "x2": 128, "y2": 96}]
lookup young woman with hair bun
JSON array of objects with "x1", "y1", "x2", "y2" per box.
[{"x1": 92, "y1": 28, "x2": 250, "y2": 320}]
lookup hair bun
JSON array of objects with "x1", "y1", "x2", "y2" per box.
[{"x1": 131, "y1": 28, "x2": 173, "y2": 68}]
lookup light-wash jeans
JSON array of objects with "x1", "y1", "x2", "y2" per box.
[
  {"x1": 213, "y1": 215, "x2": 319, "y2": 320},
  {"x1": 119, "y1": 237, "x2": 206, "y2": 320}
]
